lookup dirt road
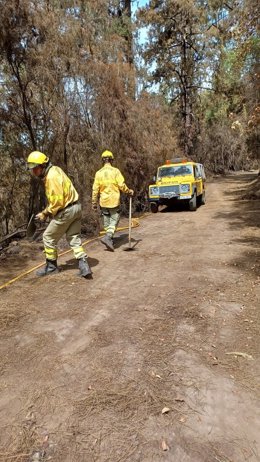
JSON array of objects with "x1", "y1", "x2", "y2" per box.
[{"x1": 0, "y1": 172, "x2": 259, "y2": 462}]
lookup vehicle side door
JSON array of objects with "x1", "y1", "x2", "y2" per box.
[{"x1": 194, "y1": 164, "x2": 203, "y2": 196}]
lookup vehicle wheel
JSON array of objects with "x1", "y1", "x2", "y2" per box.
[
  {"x1": 150, "y1": 202, "x2": 159, "y2": 213},
  {"x1": 189, "y1": 192, "x2": 197, "y2": 211},
  {"x1": 201, "y1": 191, "x2": 206, "y2": 205}
]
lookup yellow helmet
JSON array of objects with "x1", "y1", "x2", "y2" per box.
[
  {"x1": 101, "y1": 150, "x2": 114, "y2": 160},
  {"x1": 27, "y1": 151, "x2": 49, "y2": 169}
]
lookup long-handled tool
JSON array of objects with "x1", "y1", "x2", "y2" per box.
[
  {"x1": 26, "y1": 214, "x2": 37, "y2": 239},
  {"x1": 124, "y1": 196, "x2": 135, "y2": 251}
]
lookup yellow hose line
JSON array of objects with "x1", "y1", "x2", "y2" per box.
[{"x1": 0, "y1": 216, "x2": 145, "y2": 291}]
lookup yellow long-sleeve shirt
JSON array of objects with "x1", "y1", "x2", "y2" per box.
[
  {"x1": 92, "y1": 163, "x2": 130, "y2": 208},
  {"x1": 42, "y1": 166, "x2": 78, "y2": 217}
]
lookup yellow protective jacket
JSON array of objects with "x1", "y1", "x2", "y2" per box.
[
  {"x1": 92, "y1": 163, "x2": 130, "y2": 208},
  {"x1": 42, "y1": 166, "x2": 78, "y2": 217}
]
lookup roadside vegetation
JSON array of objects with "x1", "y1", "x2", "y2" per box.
[{"x1": 0, "y1": 0, "x2": 259, "y2": 239}]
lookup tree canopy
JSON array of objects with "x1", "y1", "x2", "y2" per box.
[{"x1": 0, "y1": 0, "x2": 259, "y2": 237}]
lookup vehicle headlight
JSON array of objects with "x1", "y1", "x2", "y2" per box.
[
  {"x1": 150, "y1": 187, "x2": 159, "y2": 195},
  {"x1": 180, "y1": 184, "x2": 190, "y2": 193}
]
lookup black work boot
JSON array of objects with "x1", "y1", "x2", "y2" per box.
[
  {"x1": 36, "y1": 259, "x2": 59, "y2": 277},
  {"x1": 78, "y1": 257, "x2": 92, "y2": 278},
  {"x1": 101, "y1": 234, "x2": 114, "y2": 251}
]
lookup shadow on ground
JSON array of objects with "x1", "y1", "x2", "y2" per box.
[
  {"x1": 113, "y1": 233, "x2": 142, "y2": 250},
  {"x1": 59, "y1": 256, "x2": 99, "y2": 272},
  {"x1": 159, "y1": 203, "x2": 188, "y2": 213}
]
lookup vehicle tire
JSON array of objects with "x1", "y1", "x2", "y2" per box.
[
  {"x1": 150, "y1": 202, "x2": 159, "y2": 213},
  {"x1": 189, "y1": 192, "x2": 197, "y2": 211},
  {"x1": 201, "y1": 191, "x2": 206, "y2": 205}
]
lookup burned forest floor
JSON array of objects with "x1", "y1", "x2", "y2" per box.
[{"x1": 0, "y1": 171, "x2": 259, "y2": 462}]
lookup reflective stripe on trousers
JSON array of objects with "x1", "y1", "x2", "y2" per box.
[
  {"x1": 44, "y1": 246, "x2": 58, "y2": 260},
  {"x1": 43, "y1": 203, "x2": 86, "y2": 260}
]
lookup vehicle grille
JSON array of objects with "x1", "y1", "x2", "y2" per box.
[{"x1": 159, "y1": 185, "x2": 180, "y2": 195}]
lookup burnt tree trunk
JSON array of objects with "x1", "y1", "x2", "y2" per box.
[{"x1": 122, "y1": 0, "x2": 135, "y2": 100}]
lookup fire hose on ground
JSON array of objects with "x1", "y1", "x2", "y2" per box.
[{"x1": 0, "y1": 216, "x2": 147, "y2": 291}]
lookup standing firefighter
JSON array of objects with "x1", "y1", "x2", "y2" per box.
[
  {"x1": 27, "y1": 151, "x2": 92, "y2": 278},
  {"x1": 92, "y1": 150, "x2": 134, "y2": 251}
]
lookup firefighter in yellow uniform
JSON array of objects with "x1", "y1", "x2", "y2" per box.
[
  {"x1": 92, "y1": 150, "x2": 134, "y2": 251},
  {"x1": 27, "y1": 151, "x2": 92, "y2": 278}
]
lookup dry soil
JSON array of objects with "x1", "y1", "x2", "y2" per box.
[{"x1": 0, "y1": 172, "x2": 259, "y2": 462}]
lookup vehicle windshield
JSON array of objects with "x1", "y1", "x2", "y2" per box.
[{"x1": 158, "y1": 165, "x2": 193, "y2": 178}]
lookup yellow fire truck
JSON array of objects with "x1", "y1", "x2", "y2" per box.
[{"x1": 148, "y1": 158, "x2": 206, "y2": 212}]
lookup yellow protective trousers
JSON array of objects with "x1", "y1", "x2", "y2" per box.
[{"x1": 43, "y1": 203, "x2": 86, "y2": 261}]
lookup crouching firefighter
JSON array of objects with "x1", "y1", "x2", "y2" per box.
[
  {"x1": 27, "y1": 151, "x2": 92, "y2": 278},
  {"x1": 92, "y1": 150, "x2": 134, "y2": 251}
]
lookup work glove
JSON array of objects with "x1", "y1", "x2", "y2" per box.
[
  {"x1": 128, "y1": 189, "x2": 134, "y2": 196},
  {"x1": 92, "y1": 203, "x2": 98, "y2": 211},
  {"x1": 35, "y1": 212, "x2": 47, "y2": 222}
]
